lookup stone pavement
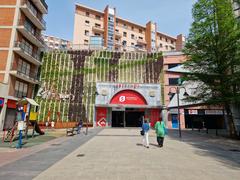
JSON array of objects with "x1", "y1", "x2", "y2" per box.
[
  {"x1": 0, "y1": 128, "x2": 101, "y2": 180},
  {"x1": 33, "y1": 128, "x2": 240, "y2": 180}
]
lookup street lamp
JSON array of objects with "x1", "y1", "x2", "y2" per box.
[{"x1": 168, "y1": 86, "x2": 189, "y2": 138}]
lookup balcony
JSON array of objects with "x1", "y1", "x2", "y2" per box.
[
  {"x1": 13, "y1": 41, "x2": 42, "y2": 66},
  {"x1": 115, "y1": 41, "x2": 122, "y2": 47},
  {"x1": 137, "y1": 39, "x2": 147, "y2": 45},
  {"x1": 21, "y1": 0, "x2": 46, "y2": 30},
  {"x1": 17, "y1": 20, "x2": 44, "y2": 48},
  {"x1": 10, "y1": 70, "x2": 39, "y2": 84},
  {"x1": 32, "y1": 0, "x2": 48, "y2": 14},
  {"x1": 92, "y1": 26, "x2": 104, "y2": 33},
  {"x1": 115, "y1": 31, "x2": 122, "y2": 38}
]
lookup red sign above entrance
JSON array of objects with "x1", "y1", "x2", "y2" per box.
[{"x1": 110, "y1": 90, "x2": 147, "y2": 105}]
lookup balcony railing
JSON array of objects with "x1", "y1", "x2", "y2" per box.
[
  {"x1": 40, "y1": 0, "x2": 48, "y2": 11},
  {"x1": 18, "y1": 19, "x2": 44, "y2": 45},
  {"x1": 16, "y1": 69, "x2": 39, "y2": 82},
  {"x1": 14, "y1": 41, "x2": 41, "y2": 62},
  {"x1": 21, "y1": 0, "x2": 46, "y2": 29}
]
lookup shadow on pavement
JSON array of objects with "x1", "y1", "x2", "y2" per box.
[{"x1": 167, "y1": 129, "x2": 240, "y2": 169}]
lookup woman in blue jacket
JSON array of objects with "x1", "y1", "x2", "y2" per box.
[{"x1": 142, "y1": 119, "x2": 150, "y2": 148}]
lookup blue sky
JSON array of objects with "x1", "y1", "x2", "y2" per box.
[{"x1": 45, "y1": 0, "x2": 196, "y2": 41}]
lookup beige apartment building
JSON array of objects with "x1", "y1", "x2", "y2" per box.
[
  {"x1": 73, "y1": 4, "x2": 185, "y2": 52},
  {"x1": 0, "y1": 0, "x2": 48, "y2": 130},
  {"x1": 233, "y1": 0, "x2": 240, "y2": 18},
  {"x1": 43, "y1": 34, "x2": 72, "y2": 51}
]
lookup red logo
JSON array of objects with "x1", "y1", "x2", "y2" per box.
[{"x1": 97, "y1": 118, "x2": 106, "y2": 127}]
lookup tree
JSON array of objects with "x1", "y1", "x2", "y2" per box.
[{"x1": 183, "y1": 0, "x2": 240, "y2": 137}]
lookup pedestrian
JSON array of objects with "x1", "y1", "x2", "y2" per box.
[
  {"x1": 51, "y1": 121, "x2": 55, "y2": 129},
  {"x1": 77, "y1": 120, "x2": 83, "y2": 134},
  {"x1": 155, "y1": 118, "x2": 166, "y2": 147},
  {"x1": 142, "y1": 119, "x2": 150, "y2": 148}
]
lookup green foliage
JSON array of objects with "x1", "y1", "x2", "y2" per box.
[
  {"x1": 183, "y1": 0, "x2": 240, "y2": 137},
  {"x1": 184, "y1": 0, "x2": 240, "y2": 105}
]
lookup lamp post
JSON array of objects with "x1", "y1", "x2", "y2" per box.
[{"x1": 168, "y1": 86, "x2": 189, "y2": 138}]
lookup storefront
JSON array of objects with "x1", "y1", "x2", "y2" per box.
[{"x1": 95, "y1": 82, "x2": 162, "y2": 127}]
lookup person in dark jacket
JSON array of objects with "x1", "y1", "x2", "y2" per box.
[
  {"x1": 142, "y1": 119, "x2": 150, "y2": 148},
  {"x1": 77, "y1": 120, "x2": 83, "y2": 134}
]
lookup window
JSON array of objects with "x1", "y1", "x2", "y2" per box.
[
  {"x1": 139, "y1": 36, "x2": 143, "y2": 40},
  {"x1": 171, "y1": 40, "x2": 174, "y2": 44},
  {"x1": 122, "y1": 40, "x2": 127, "y2": 46},
  {"x1": 85, "y1": 30, "x2": 89, "y2": 36},
  {"x1": 95, "y1": 23, "x2": 101, "y2": 28},
  {"x1": 165, "y1": 45, "x2": 169, "y2": 50},
  {"x1": 94, "y1": 33, "x2": 101, "y2": 36},
  {"x1": 123, "y1": 24, "x2": 127, "y2": 29},
  {"x1": 18, "y1": 59, "x2": 30, "y2": 76},
  {"x1": 139, "y1": 29, "x2": 143, "y2": 33},
  {"x1": 84, "y1": 39, "x2": 88, "y2": 44},
  {"x1": 85, "y1": 20, "x2": 90, "y2": 25},
  {"x1": 169, "y1": 78, "x2": 179, "y2": 85},
  {"x1": 165, "y1": 38, "x2": 168, "y2": 42},
  {"x1": 168, "y1": 64, "x2": 179, "y2": 69},
  {"x1": 131, "y1": 26, "x2": 134, "y2": 30},
  {"x1": 131, "y1": 34, "x2": 135, "y2": 39},
  {"x1": 86, "y1": 12, "x2": 90, "y2": 17},
  {"x1": 159, "y1": 36, "x2": 162, "y2": 40},
  {"x1": 159, "y1": 43, "x2": 163, "y2": 48},
  {"x1": 115, "y1": 29, "x2": 119, "y2": 32},
  {"x1": 131, "y1": 42, "x2": 134, "y2": 46},
  {"x1": 15, "y1": 80, "x2": 28, "y2": 98},
  {"x1": 123, "y1": 32, "x2": 127, "y2": 37},
  {"x1": 95, "y1": 15, "x2": 101, "y2": 20}
]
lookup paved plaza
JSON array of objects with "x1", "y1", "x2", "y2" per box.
[{"x1": 0, "y1": 128, "x2": 240, "y2": 180}]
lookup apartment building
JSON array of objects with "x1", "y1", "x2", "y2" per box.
[
  {"x1": 43, "y1": 34, "x2": 72, "y2": 51},
  {"x1": 73, "y1": 4, "x2": 185, "y2": 52},
  {"x1": 0, "y1": 0, "x2": 48, "y2": 130},
  {"x1": 233, "y1": 0, "x2": 240, "y2": 18}
]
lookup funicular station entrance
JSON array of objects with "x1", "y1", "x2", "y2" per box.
[{"x1": 95, "y1": 83, "x2": 162, "y2": 128}]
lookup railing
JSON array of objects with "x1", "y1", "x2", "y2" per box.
[
  {"x1": 16, "y1": 69, "x2": 39, "y2": 82},
  {"x1": 69, "y1": 44, "x2": 149, "y2": 52},
  {"x1": 18, "y1": 19, "x2": 44, "y2": 45},
  {"x1": 40, "y1": 0, "x2": 48, "y2": 11},
  {"x1": 21, "y1": 0, "x2": 46, "y2": 28},
  {"x1": 14, "y1": 41, "x2": 41, "y2": 62}
]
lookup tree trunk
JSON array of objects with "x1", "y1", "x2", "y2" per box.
[{"x1": 225, "y1": 104, "x2": 237, "y2": 138}]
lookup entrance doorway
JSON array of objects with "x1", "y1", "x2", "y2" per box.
[
  {"x1": 125, "y1": 110, "x2": 144, "y2": 127},
  {"x1": 112, "y1": 111, "x2": 124, "y2": 127}
]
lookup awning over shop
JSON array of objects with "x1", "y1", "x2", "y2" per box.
[{"x1": 25, "y1": 98, "x2": 39, "y2": 106}]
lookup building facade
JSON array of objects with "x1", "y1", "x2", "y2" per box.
[
  {"x1": 43, "y1": 34, "x2": 72, "y2": 51},
  {"x1": 0, "y1": 0, "x2": 48, "y2": 130},
  {"x1": 35, "y1": 50, "x2": 164, "y2": 128},
  {"x1": 73, "y1": 4, "x2": 185, "y2": 52},
  {"x1": 233, "y1": 0, "x2": 240, "y2": 19}
]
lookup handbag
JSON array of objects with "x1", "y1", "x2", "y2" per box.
[{"x1": 140, "y1": 130, "x2": 145, "y2": 136}]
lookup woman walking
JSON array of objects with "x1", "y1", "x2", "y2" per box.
[
  {"x1": 155, "y1": 119, "x2": 166, "y2": 147},
  {"x1": 142, "y1": 119, "x2": 150, "y2": 148}
]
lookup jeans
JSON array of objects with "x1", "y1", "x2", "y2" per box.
[
  {"x1": 142, "y1": 132, "x2": 149, "y2": 147},
  {"x1": 157, "y1": 136, "x2": 164, "y2": 146},
  {"x1": 77, "y1": 125, "x2": 82, "y2": 134}
]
